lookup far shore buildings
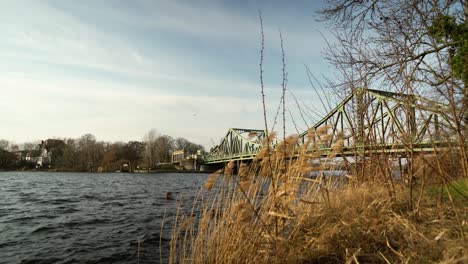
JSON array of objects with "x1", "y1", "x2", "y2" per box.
[
  {"x1": 171, "y1": 149, "x2": 204, "y2": 170},
  {"x1": 25, "y1": 149, "x2": 50, "y2": 168},
  {"x1": 171, "y1": 150, "x2": 186, "y2": 164},
  {"x1": 19, "y1": 139, "x2": 65, "y2": 168}
]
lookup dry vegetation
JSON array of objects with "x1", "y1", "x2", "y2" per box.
[
  {"x1": 169, "y1": 129, "x2": 468, "y2": 263},
  {"x1": 167, "y1": 2, "x2": 468, "y2": 262}
]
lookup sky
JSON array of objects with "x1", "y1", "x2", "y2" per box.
[{"x1": 0, "y1": 0, "x2": 336, "y2": 148}]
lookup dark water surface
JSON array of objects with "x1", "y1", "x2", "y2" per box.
[{"x1": 0, "y1": 172, "x2": 208, "y2": 264}]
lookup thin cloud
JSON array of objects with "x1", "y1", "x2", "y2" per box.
[{"x1": 0, "y1": 0, "x2": 332, "y2": 147}]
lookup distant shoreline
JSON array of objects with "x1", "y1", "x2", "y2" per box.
[
  {"x1": 133, "y1": 170, "x2": 210, "y2": 174},
  {"x1": 0, "y1": 169, "x2": 211, "y2": 174}
]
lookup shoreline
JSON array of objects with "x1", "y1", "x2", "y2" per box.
[{"x1": 0, "y1": 169, "x2": 211, "y2": 174}]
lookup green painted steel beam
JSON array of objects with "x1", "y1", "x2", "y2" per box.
[{"x1": 204, "y1": 88, "x2": 454, "y2": 165}]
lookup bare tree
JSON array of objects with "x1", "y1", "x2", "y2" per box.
[
  {"x1": 320, "y1": 0, "x2": 468, "y2": 177},
  {"x1": 0, "y1": 140, "x2": 9, "y2": 150},
  {"x1": 154, "y1": 135, "x2": 174, "y2": 163},
  {"x1": 22, "y1": 141, "x2": 40, "y2": 151},
  {"x1": 174, "y1": 137, "x2": 205, "y2": 155},
  {"x1": 143, "y1": 129, "x2": 159, "y2": 171},
  {"x1": 62, "y1": 138, "x2": 78, "y2": 170},
  {"x1": 122, "y1": 141, "x2": 144, "y2": 165},
  {"x1": 77, "y1": 134, "x2": 103, "y2": 171}
]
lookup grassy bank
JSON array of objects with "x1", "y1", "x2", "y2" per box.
[{"x1": 169, "y1": 132, "x2": 467, "y2": 263}]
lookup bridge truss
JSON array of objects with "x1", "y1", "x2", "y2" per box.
[
  {"x1": 297, "y1": 88, "x2": 452, "y2": 156},
  {"x1": 204, "y1": 128, "x2": 266, "y2": 164},
  {"x1": 205, "y1": 88, "x2": 453, "y2": 164}
]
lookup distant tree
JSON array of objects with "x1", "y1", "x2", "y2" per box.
[
  {"x1": 143, "y1": 129, "x2": 159, "y2": 171},
  {"x1": 0, "y1": 149, "x2": 16, "y2": 169},
  {"x1": 42, "y1": 139, "x2": 66, "y2": 168},
  {"x1": 174, "y1": 137, "x2": 190, "y2": 151},
  {"x1": 2, "y1": 133, "x2": 203, "y2": 171},
  {"x1": 102, "y1": 143, "x2": 119, "y2": 172},
  {"x1": 62, "y1": 138, "x2": 78, "y2": 171},
  {"x1": 174, "y1": 137, "x2": 205, "y2": 154},
  {"x1": 143, "y1": 129, "x2": 177, "y2": 169},
  {"x1": 0, "y1": 140, "x2": 17, "y2": 169},
  {"x1": 22, "y1": 142, "x2": 40, "y2": 151},
  {"x1": 0, "y1": 140, "x2": 19, "y2": 152},
  {"x1": 155, "y1": 135, "x2": 174, "y2": 163},
  {"x1": 9, "y1": 144, "x2": 19, "y2": 152},
  {"x1": 122, "y1": 141, "x2": 145, "y2": 165},
  {"x1": 0, "y1": 139, "x2": 9, "y2": 150},
  {"x1": 77, "y1": 134, "x2": 103, "y2": 171}
]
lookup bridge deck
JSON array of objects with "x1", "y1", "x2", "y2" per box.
[{"x1": 204, "y1": 142, "x2": 452, "y2": 164}]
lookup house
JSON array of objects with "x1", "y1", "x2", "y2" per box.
[
  {"x1": 171, "y1": 149, "x2": 186, "y2": 163},
  {"x1": 25, "y1": 148, "x2": 50, "y2": 168},
  {"x1": 171, "y1": 149, "x2": 204, "y2": 170},
  {"x1": 24, "y1": 139, "x2": 65, "y2": 168}
]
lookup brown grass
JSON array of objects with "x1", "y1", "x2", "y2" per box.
[{"x1": 169, "y1": 131, "x2": 468, "y2": 263}]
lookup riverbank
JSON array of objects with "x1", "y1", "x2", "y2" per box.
[
  {"x1": 2, "y1": 168, "x2": 209, "y2": 174},
  {"x1": 133, "y1": 169, "x2": 211, "y2": 174}
]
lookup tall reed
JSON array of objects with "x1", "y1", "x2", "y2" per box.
[
  {"x1": 169, "y1": 129, "x2": 467, "y2": 263},
  {"x1": 168, "y1": 11, "x2": 467, "y2": 264}
]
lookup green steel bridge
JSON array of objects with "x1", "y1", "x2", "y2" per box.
[{"x1": 204, "y1": 88, "x2": 455, "y2": 164}]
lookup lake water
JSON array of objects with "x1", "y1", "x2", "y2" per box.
[{"x1": 0, "y1": 171, "x2": 208, "y2": 264}]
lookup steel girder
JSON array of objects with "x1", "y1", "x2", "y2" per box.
[
  {"x1": 297, "y1": 88, "x2": 452, "y2": 152},
  {"x1": 205, "y1": 88, "x2": 453, "y2": 164},
  {"x1": 204, "y1": 128, "x2": 266, "y2": 164}
]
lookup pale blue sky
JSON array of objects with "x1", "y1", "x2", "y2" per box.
[{"x1": 0, "y1": 0, "x2": 336, "y2": 147}]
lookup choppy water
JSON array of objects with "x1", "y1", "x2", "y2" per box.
[{"x1": 0, "y1": 171, "x2": 208, "y2": 264}]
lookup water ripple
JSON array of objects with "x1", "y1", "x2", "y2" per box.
[{"x1": 0, "y1": 171, "x2": 207, "y2": 264}]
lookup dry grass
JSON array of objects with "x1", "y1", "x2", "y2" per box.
[{"x1": 169, "y1": 130, "x2": 468, "y2": 264}]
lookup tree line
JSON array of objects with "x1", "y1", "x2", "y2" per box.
[{"x1": 0, "y1": 129, "x2": 205, "y2": 172}]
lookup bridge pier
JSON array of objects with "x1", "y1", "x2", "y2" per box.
[{"x1": 200, "y1": 163, "x2": 224, "y2": 173}]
